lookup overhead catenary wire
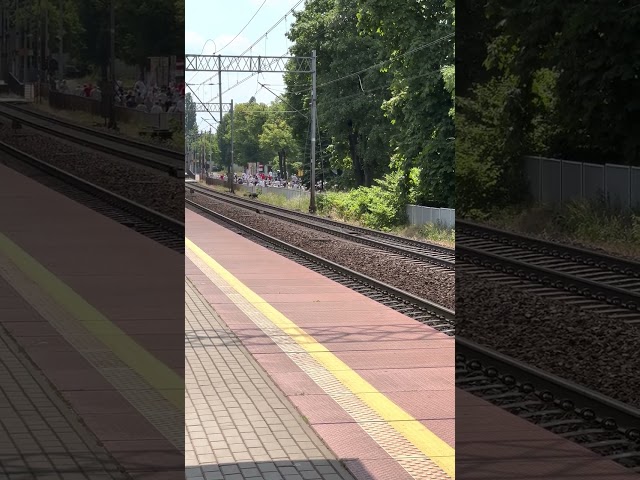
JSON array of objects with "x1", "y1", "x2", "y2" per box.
[
  {"x1": 287, "y1": 33, "x2": 454, "y2": 95},
  {"x1": 217, "y1": 0, "x2": 267, "y2": 54},
  {"x1": 194, "y1": 0, "x2": 304, "y2": 88},
  {"x1": 259, "y1": 82, "x2": 309, "y2": 120},
  {"x1": 239, "y1": 0, "x2": 305, "y2": 56}
]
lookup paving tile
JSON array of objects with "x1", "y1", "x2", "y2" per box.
[{"x1": 185, "y1": 280, "x2": 353, "y2": 480}]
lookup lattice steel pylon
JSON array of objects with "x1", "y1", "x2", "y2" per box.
[
  {"x1": 185, "y1": 51, "x2": 318, "y2": 213},
  {"x1": 194, "y1": 102, "x2": 232, "y2": 113}
]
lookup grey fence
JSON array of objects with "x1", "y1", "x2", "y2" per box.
[
  {"x1": 406, "y1": 205, "x2": 455, "y2": 228},
  {"x1": 525, "y1": 156, "x2": 640, "y2": 209},
  {"x1": 204, "y1": 178, "x2": 455, "y2": 228}
]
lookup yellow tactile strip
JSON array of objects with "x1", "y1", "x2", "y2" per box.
[
  {"x1": 0, "y1": 235, "x2": 184, "y2": 452},
  {"x1": 186, "y1": 238, "x2": 455, "y2": 480},
  {"x1": 185, "y1": 279, "x2": 354, "y2": 479}
]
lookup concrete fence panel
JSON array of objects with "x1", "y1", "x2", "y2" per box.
[
  {"x1": 541, "y1": 158, "x2": 562, "y2": 204},
  {"x1": 525, "y1": 156, "x2": 542, "y2": 202},
  {"x1": 583, "y1": 163, "x2": 605, "y2": 202},
  {"x1": 525, "y1": 155, "x2": 639, "y2": 211},
  {"x1": 561, "y1": 160, "x2": 582, "y2": 202},
  {"x1": 406, "y1": 205, "x2": 455, "y2": 228},
  {"x1": 605, "y1": 164, "x2": 631, "y2": 209},
  {"x1": 632, "y1": 167, "x2": 640, "y2": 208}
]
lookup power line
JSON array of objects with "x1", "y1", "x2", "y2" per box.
[
  {"x1": 194, "y1": 0, "x2": 303, "y2": 88},
  {"x1": 259, "y1": 82, "x2": 309, "y2": 120},
  {"x1": 186, "y1": 83, "x2": 223, "y2": 128},
  {"x1": 239, "y1": 0, "x2": 305, "y2": 56},
  {"x1": 217, "y1": 0, "x2": 267, "y2": 54},
  {"x1": 324, "y1": 68, "x2": 445, "y2": 103},
  {"x1": 288, "y1": 33, "x2": 454, "y2": 95},
  {"x1": 203, "y1": 50, "x2": 291, "y2": 103}
]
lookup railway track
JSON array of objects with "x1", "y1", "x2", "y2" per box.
[
  {"x1": 457, "y1": 220, "x2": 640, "y2": 323},
  {"x1": 186, "y1": 197, "x2": 455, "y2": 334},
  {"x1": 0, "y1": 102, "x2": 183, "y2": 177},
  {"x1": 188, "y1": 183, "x2": 455, "y2": 271},
  {"x1": 0, "y1": 140, "x2": 184, "y2": 253},
  {"x1": 188, "y1": 194, "x2": 640, "y2": 471},
  {"x1": 457, "y1": 337, "x2": 640, "y2": 473}
]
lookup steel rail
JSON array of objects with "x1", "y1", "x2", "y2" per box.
[
  {"x1": 210, "y1": 185, "x2": 455, "y2": 255},
  {"x1": 0, "y1": 103, "x2": 183, "y2": 177},
  {"x1": 186, "y1": 197, "x2": 455, "y2": 325},
  {"x1": 190, "y1": 184, "x2": 455, "y2": 269},
  {"x1": 0, "y1": 140, "x2": 184, "y2": 251}
]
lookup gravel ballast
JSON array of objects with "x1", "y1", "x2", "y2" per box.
[
  {"x1": 0, "y1": 121, "x2": 183, "y2": 220},
  {"x1": 189, "y1": 191, "x2": 455, "y2": 310},
  {"x1": 457, "y1": 270, "x2": 640, "y2": 409}
]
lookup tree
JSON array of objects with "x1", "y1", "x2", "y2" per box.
[
  {"x1": 456, "y1": 0, "x2": 640, "y2": 214},
  {"x1": 258, "y1": 103, "x2": 300, "y2": 176},
  {"x1": 357, "y1": 0, "x2": 455, "y2": 207},
  {"x1": 115, "y1": 0, "x2": 183, "y2": 77},
  {"x1": 285, "y1": 0, "x2": 393, "y2": 188}
]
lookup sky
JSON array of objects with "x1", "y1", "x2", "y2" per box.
[{"x1": 185, "y1": 0, "x2": 303, "y2": 132}]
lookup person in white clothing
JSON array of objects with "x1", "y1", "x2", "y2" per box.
[
  {"x1": 90, "y1": 87, "x2": 102, "y2": 101},
  {"x1": 150, "y1": 101, "x2": 163, "y2": 114},
  {"x1": 136, "y1": 103, "x2": 148, "y2": 112}
]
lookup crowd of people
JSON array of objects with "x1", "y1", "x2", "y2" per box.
[
  {"x1": 55, "y1": 78, "x2": 185, "y2": 114},
  {"x1": 213, "y1": 171, "x2": 306, "y2": 190}
]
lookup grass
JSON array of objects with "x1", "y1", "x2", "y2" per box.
[
  {"x1": 200, "y1": 181, "x2": 455, "y2": 248},
  {"x1": 391, "y1": 223, "x2": 456, "y2": 247},
  {"x1": 475, "y1": 200, "x2": 640, "y2": 259}
]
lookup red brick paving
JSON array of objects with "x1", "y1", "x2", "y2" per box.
[
  {"x1": 185, "y1": 209, "x2": 455, "y2": 480},
  {"x1": 0, "y1": 165, "x2": 182, "y2": 476},
  {"x1": 0, "y1": 164, "x2": 183, "y2": 372},
  {"x1": 456, "y1": 390, "x2": 638, "y2": 479}
]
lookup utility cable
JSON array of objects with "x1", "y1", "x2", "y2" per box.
[
  {"x1": 288, "y1": 33, "x2": 453, "y2": 95},
  {"x1": 217, "y1": 0, "x2": 267, "y2": 54}
]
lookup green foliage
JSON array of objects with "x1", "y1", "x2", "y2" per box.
[
  {"x1": 357, "y1": 0, "x2": 455, "y2": 207},
  {"x1": 317, "y1": 170, "x2": 413, "y2": 230},
  {"x1": 285, "y1": 0, "x2": 392, "y2": 189},
  {"x1": 4, "y1": 0, "x2": 182, "y2": 74},
  {"x1": 456, "y1": 75, "x2": 529, "y2": 214},
  {"x1": 282, "y1": 0, "x2": 454, "y2": 206},
  {"x1": 185, "y1": 93, "x2": 197, "y2": 135},
  {"x1": 482, "y1": 0, "x2": 639, "y2": 165}
]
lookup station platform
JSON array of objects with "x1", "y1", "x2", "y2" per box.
[
  {"x1": 0, "y1": 163, "x2": 183, "y2": 478},
  {"x1": 457, "y1": 390, "x2": 638, "y2": 479},
  {"x1": 184, "y1": 207, "x2": 455, "y2": 480}
]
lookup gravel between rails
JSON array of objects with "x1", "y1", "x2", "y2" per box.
[
  {"x1": 189, "y1": 191, "x2": 455, "y2": 310},
  {"x1": 457, "y1": 271, "x2": 640, "y2": 409},
  {"x1": 0, "y1": 121, "x2": 183, "y2": 220}
]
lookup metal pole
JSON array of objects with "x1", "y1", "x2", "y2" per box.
[
  {"x1": 229, "y1": 99, "x2": 234, "y2": 194},
  {"x1": 58, "y1": 0, "x2": 63, "y2": 79},
  {"x1": 309, "y1": 49, "x2": 317, "y2": 213},
  {"x1": 108, "y1": 0, "x2": 116, "y2": 129},
  {"x1": 218, "y1": 55, "x2": 222, "y2": 123}
]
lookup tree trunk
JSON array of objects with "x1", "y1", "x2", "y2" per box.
[{"x1": 348, "y1": 126, "x2": 364, "y2": 187}]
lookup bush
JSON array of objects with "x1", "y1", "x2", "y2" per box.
[{"x1": 316, "y1": 171, "x2": 409, "y2": 230}]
